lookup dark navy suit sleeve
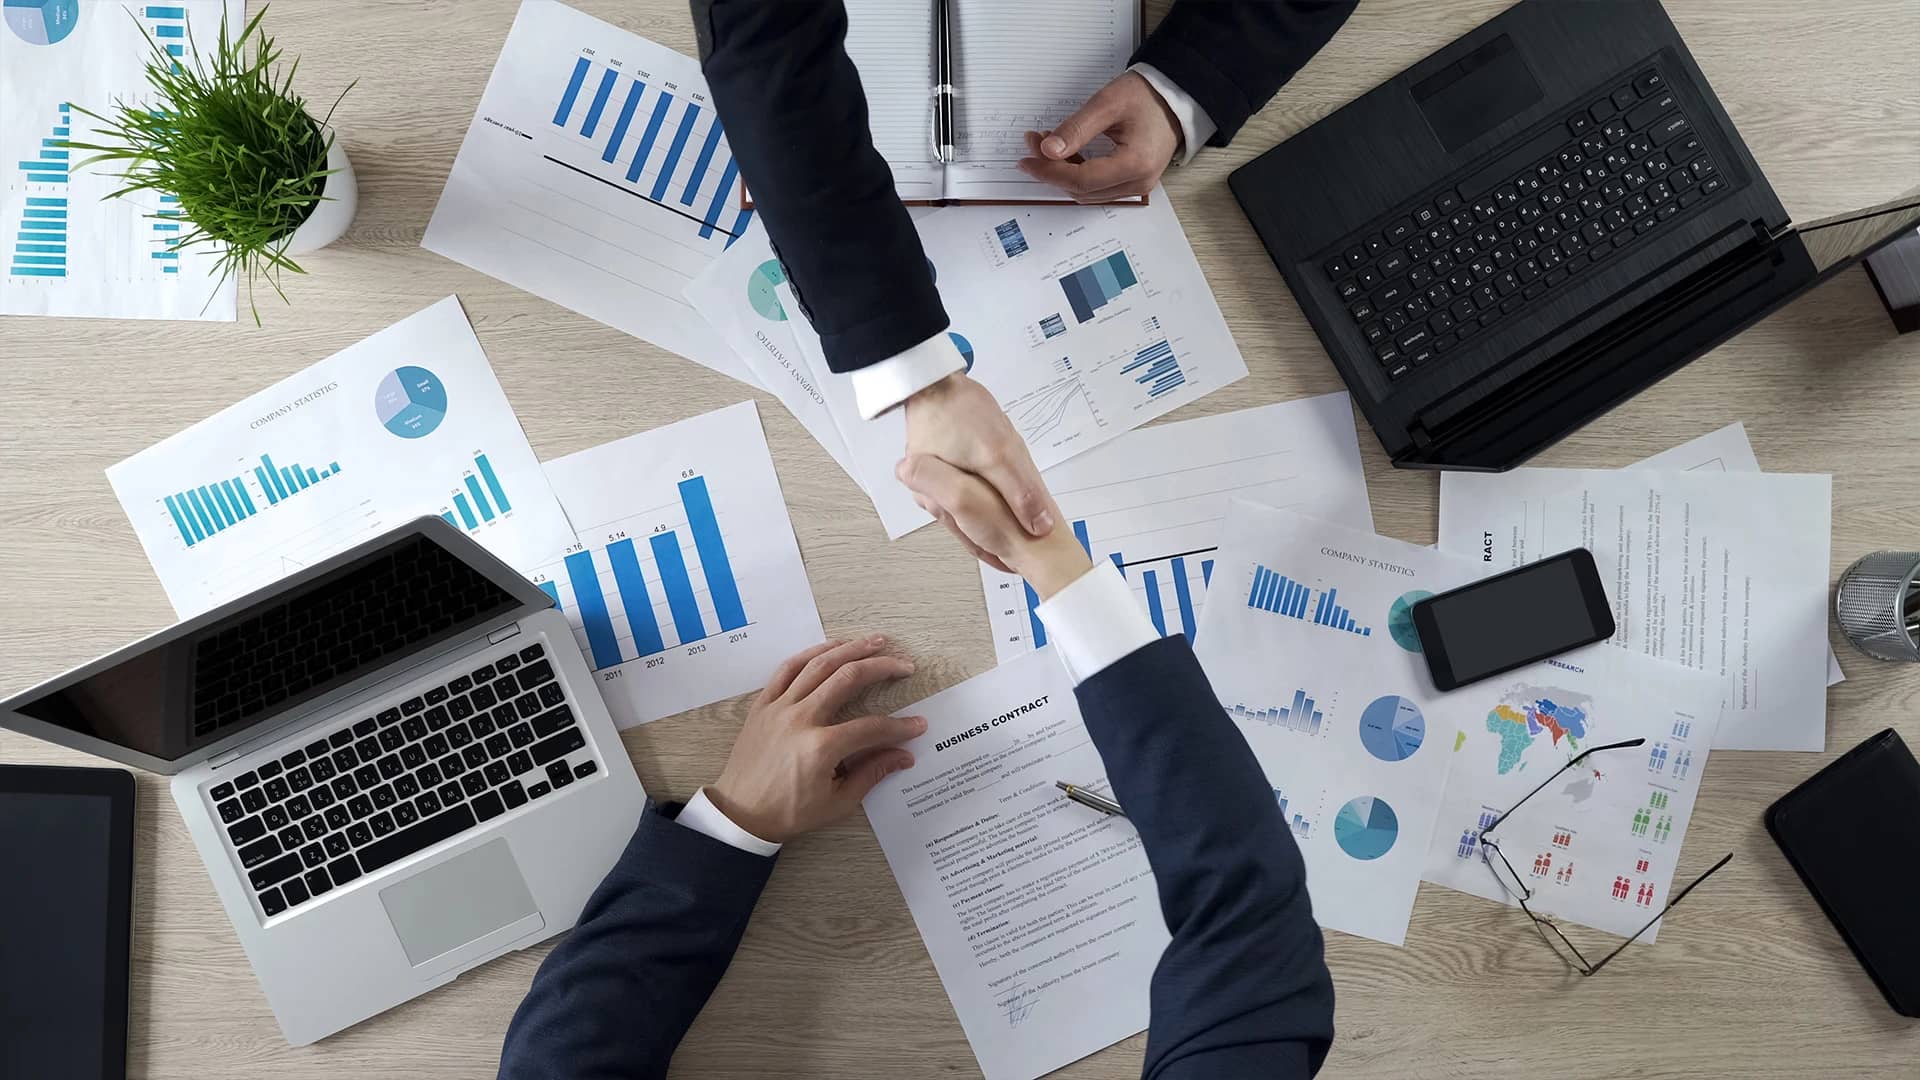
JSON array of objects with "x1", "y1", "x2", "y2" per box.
[
  {"x1": 1074, "y1": 636, "x2": 1335, "y2": 1079},
  {"x1": 497, "y1": 802, "x2": 775, "y2": 1080},
  {"x1": 1132, "y1": 0, "x2": 1358, "y2": 147},
  {"x1": 692, "y1": 0, "x2": 949, "y2": 375}
]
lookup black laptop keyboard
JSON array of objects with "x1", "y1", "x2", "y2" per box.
[
  {"x1": 1320, "y1": 63, "x2": 1730, "y2": 383},
  {"x1": 205, "y1": 640, "x2": 599, "y2": 917}
]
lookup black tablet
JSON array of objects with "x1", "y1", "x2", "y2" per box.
[{"x1": 0, "y1": 764, "x2": 135, "y2": 1079}]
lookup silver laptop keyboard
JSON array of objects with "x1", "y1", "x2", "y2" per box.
[{"x1": 205, "y1": 640, "x2": 598, "y2": 917}]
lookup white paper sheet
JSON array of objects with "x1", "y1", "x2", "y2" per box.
[
  {"x1": 1192, "y1": 503, "x2": 1479, "y2": 945},
  {"x1": 1439, "y1": 468, "x2": 1833, "y2": 751},
  {"x1": 534, "y1": 402, "x2": 824, "y2": 728},
  {"x1": 864, "y1": 648, "x2": 1165, "y2": 1080},
  {"x1": 107, "y1": 296, "x2": 578, "y2": 617},
  {"x1": 423, "y1": 0, "x2": 756, "y2": 386},
  {"x1": 1, "y1": 0, "x2": 241, "y2": 320},
  {"x1": 784, "y1": 191, "x2": 1248, "y2": 538},
  {"x1": 1421, "y1": 640, "x2": 1723, "y2": 941},
  {"x1": 979, "y1": 395, "x2": 1374, "y2": 661},
  {"x1": 1628, "y1": 422, "x2": 1843, "y2": 685}
]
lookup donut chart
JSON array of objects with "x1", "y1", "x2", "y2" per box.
[{"x1": 375, "y1": 366, "x2": 448, "y2": 439}]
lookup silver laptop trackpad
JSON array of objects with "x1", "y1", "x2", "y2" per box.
[{"x1": 379, "y1": 838, "x2": 543, "y2": 972}]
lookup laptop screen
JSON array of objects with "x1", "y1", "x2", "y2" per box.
[{"x1": 12, "y1": 534, "x2": 522, "y2": 763}]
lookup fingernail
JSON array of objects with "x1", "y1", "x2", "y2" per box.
[
  {"x1": 1043, "y1": 135, "x2": 1067, "y2": 157},
  {"x1": 868, "y1": 634, "x2": 887, "y2": 647},
  {"x1": 912, "y1": 716, "x2": 929, "y2": 732},
  {"x1": 1034, "y1": 509, "x2": 1055, "y2": 533}
]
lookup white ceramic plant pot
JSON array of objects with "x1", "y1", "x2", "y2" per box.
[{"x1": 278, "y1": 125, "x2": 355, "y2": 256}]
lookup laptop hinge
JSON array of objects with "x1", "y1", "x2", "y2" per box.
[{"x1": 487, "y1": 623, "x2": 522, "y2": 645}]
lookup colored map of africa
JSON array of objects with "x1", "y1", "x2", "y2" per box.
[{"x1": 1484, "y1": 686, "x2": 1592, "y2": 774}]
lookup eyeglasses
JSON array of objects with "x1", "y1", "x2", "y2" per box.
[{"x1": 1477, "y1": 737, "x2": 1732, "y2": 976}]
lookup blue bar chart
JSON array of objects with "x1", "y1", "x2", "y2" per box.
[
  {"x1": 1248, "y1": 564, "x2": 1372, "y2": 637},
  {"x1": 164, "y1": 453, "x2": 341, "y2": 548},
  {"x1": 1272, "y1": 787, "x2": 1317, "y2": 839},
  {"x1": 11, "y1": 103, "x2": 70, "y2": 279},
  {"x1": 1121, "y1": 339, "x2": 1185, "y2": 399},
  {"x1": 142, "y1": 5, "x2": 189, "y2": 68},
  {"x1": 548, "y1": 53, "x2": 750, "y2": 247},
  {"x1": 1060, "y1": 249, "x2": 1139, "y2": 323},
  {"x1": 1229, "y1": 687, "x2": 1328, "y2": 736},
  {"x1": 152, "y1": 194, "x2": 182, "y2": 274},
  {"x1": 1021, "y1": 515, "x2": 1214, "y2": 647},
  {"x1": 439, "y1": 451, "x2": 516, "y2": 533}
]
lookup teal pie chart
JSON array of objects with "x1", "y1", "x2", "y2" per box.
[
  {"x1": 1334, "y1": 796, "x2": 1399, "y2": 861},
  {"x1": 375, "y1": 366, "x2": 448, "y2": 439},
  {"x1": 1388, "y1": 590, "x2": 1432, "y2": 652},
  {"x1": 4, "y1": 0, "x2": 81, "y2": 45},
  {"x1": 748, "y1": 259, "x2": 787, "y2": 322}
]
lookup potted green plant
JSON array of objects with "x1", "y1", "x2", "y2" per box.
[{"x1": 66, "y1": 7, "x2": 354, "y2": 320}]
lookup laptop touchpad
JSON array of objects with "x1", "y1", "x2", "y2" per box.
[
  {"x1": 379, "y1": 838, "x2": 542, "y2": 969},
  {"x1": 1411, "y1": 34, "x2": 1543, "y2": 153}
]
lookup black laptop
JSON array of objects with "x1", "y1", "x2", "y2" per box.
[{"x1": 1231, "y1": 0, "x2": 1815, "y2": 470}]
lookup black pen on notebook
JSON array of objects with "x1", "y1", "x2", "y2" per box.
[
  {"x1": 1056, "y1": 781, "x2": 1125, "y2": 817},
  {"x1": 931, "y1": 0, "x2": 955, "y2": 163}
]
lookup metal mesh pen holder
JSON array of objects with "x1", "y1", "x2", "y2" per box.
[{"x1": 1835, "y1": 551, "x2": 1920, "y2": 662}]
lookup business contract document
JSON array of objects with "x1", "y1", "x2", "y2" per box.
[
  {"x1": 1440, "y1": 468, "x2": 1832, "y2": 751},
  {"x1": 864, "y1": 649, "x2": 1166, "y2": 1080}
]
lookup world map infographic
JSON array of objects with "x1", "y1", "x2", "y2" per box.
[{"x1": 1484, "y1": 685, "x2": 1592, "y2": 774}]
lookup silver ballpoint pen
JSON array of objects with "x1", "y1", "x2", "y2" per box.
[
  {"x1": 931, "y1": 0, "x2": 955, "y2": 164},
  {"x1": 1056, "y1": 780, "x2": 1126, "y2": 817}
]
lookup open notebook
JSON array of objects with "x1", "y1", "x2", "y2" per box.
[{"x1": 749, "y1": 0, "x2": 1142, "y2": 206}]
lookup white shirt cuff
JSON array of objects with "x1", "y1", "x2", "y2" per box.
[
  {"x1": 1129, "y1": 63, "x2": 1218, "y2": 168},
  {"x1": 1034, "y1": 561, "x2": 1162, "y2": 685},
  {"x1": 676, "y1": 788, "x2": 782, "y2": 857},
  {"x1": 850, "y1": 332, "x2": 968, "y2": 420}
]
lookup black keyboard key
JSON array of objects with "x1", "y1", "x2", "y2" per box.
[
  {"x1": 264, "y1": 778, "x2": 289, "y2": 803},
  {"x1": 1382, "y1": 310, "x2": 1408, "y2": 332},
  {"x1": 348, "y1": 794, "x2": 374, "y2": 819},
  {"x1": 263, "y1": 806, "x2": 290, "y2": 831},
  {"x1": 278, "y1": 825, "x2": 304, "y2": 849},
  {"x1": 1435, "y1": 191, "x2": 1462, "y2": 214},
  {"x1": 332, "y1": 773, "x2": 358, "y2": 799},
  {"x1": 472, "y1": 791, "x2": 506, "y2": 822},
  {"x1": 448, "y1": 675, "x2": 473, "y2": 695},
  {"x1": 1349, "y1": 299, "x2": 1377, "y2": 324},
  {"x1": 1323, "y1": 256, "x2": 1346, "y2": 279},
  {"x1": 537, "y1": 682, "x2": 566, "y2": 709},
  {"x1": 1385, "y1": 359, "x2": 1413, "y2": 381},
  {"x1": 370, "y1": 811, "x2": 396, "y2": 838},
  {"x1": 418, "y1": 762, "x2": 443, "y2": 788},
  {"x1": 371, "y1": 784, "x2": 397, "y2": 809},
  {"x1": 519, "y1": 643, "x2": 545, "y2": 662},
  {"x1": 325, "y1": 805, "x2": 351, "y2": 830},
  {"x1": 325, "y1": 832, "x2": 351, "y2": 858},
  {"x1": 1627, "y1": 90, "x2": 1679, "y2": 133},
  {"x1": 485, "y1": 733, "x2": 512, "y2": 758},
  {"x1": 402, "y1": 716, "x2": 428, "y2": 742},
  {"x1": 288, "y1": 767, "x2": 312, "y2": 793},
  {"x1": 400, "y1": 744, "x2": 427, "y2": 770},
  {"x1": 249, "y1": 852, "x2": 304, "y2": 891},
  {"x1": 546, "y1": 760, "x2": 574, "y2": 788},
  {"x1": 353, "y1": 718, "x2": 378, "y2": 738},
  {"x1": 354, "y1": 738, "x2": 380, "y2": 763},
  {"x1": 378, "y1": 755, "x2": 405, "y2": 780},
  {"x1": 395, "y1": 775, "x2": 420, "y2": 800},
  {"x1": 358, "y1": 803, "x2": 480, "y2": 873},
  {"x1": 329, "y1": 729, "x2": 354, "y2": 748},
  {"x1": 425, "y1": 686, "x2": 450, "y2": 705},
  {"x1": 238, "y1": 835, "x2": 283, "y2": 869},
  {"x1": 282, "y1": 748, "x2": 307, "y2": 769},
  {"x1": 287, "y1": 794, "x2": 313, "y2": 820},
  {"x1": 377, "y1": 707, "x2": 403, "y2": 726},
  {"x1": 328, "y1": 854, "x2": 362, "y2": 886},
  {"x1": 438, "y1": 781, "x2": 466, "y2": 805},
  {"x1": 1633, "y1": 69, "x2": 1664, "y2": 97},
  {"x1": 426, "y1": 705, "x2": 451, "y2": 731},
  {"x1": 448, "y1": 724, "x2": 474, "y2": 750},
  {"x1": 1610, "y1": 86, "x2": 1635, "y2": 112},
  {"x1": 393, "y1": 802, "x2": 420, "y2": 828},
  {"x1": 1411, "y1": 205, "x2": 1438, "y2": 228},
  {"x1": 471, "y1": 663, "x2": 497, "y2": 684},
  {"x1": 423, "y1": 733, "x2": 450, "y2": 759},
  {"x1": 401, "y1": 696, "x2": 426, "y2": 716},
  {"x1": 417, "y1": 791, "x2": 442, "y2": 817},
  {"x1": 211, "y1": 781, "x2": 236, "y2": 801},
  {"x1": 1699, "y1": 175, "x2": 1724, "y2": 197},
  {"x1": 331, "y1": 747, "x2": 357, "y2": 773},
  {"x1": 463, "y1": 744, "x2": 490, "y2": 769},
  {"x1": 1373, "y1": 343, "x2": 1400, "y2": 367},
  {"x1": 484, "y1": 761, "x2": 512, "y2": 787},
  {"x1": 299, "y1": 841, "x2": 326, "y2": 869},
  {"x1": 501, "y1": 781, "x2": 528, "y2": 809},
  {"x1": 449, "y1": 697, "x2": 475, "y2": 722},
  {"x1": 346, "y1": 821, "x2": 373, "y2": 847},
  {"x1": 1362, "y1": 233, "x2": 1387, "y2": 257},
  {"x1": 462, "y1": 772, "x2": 489, "y2": 798},
  {"x1": 443, "y1": 753, "x2": 468, "y2": 778},
  {"x1": 528, "y1": 781, "x2": 552, "y2": 800},
  {"x1": 507, "y1": 750, "x2": 534, "y2": 776},
  {"x1": 532, "y1": 707, "x2": 575, "y2": 739},
  {"x1": 378, "y1": 728, "x2": 405, "y2": 753},
  {"x1": 515, "y1": 693, "x2": 543, "y2": 720},
  {"x1": 509, "y1": 724, "x2": 536, "y2": 749},
  {"x1": 477, "y1": 707, "x2": 507, "y2": 736},
  {"x1": 531, "y1": 727, "x2": 587, "y2": 766},
  {"x1": 281, "y1": 875, "x2": 310, "y2": 908},
  {"x1": 218, "y1": 799, "x2": 245, "y2": 824},
  {"x1": 304, "y1": 866, "x2": 333, "y2": 896},
  {"x1": 304, "y1": 738, "x2": 331, "y2": 759},
  {"x1": 471, "y1": 684, "x2": 497, "y2": 711},
  {"x1": 260, "y1": 887, "x2": 286, "y2": 917},
  {"x1": 235, "y1": 770, "x2": 260, "y2": 791},
  {"x1": 258, "y1": 760, "x2": 284, "y2": 781}
]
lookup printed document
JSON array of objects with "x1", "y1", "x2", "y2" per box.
[
  {"x1": 534, "y1": 403, "x2": 824, "y2": 727},
  {"x1": 1193, "y1": 503, "x2": 1480, "y2": 945},
  {"x1": 1421, "y1": 639, "x2": 1723, "y2": 940},
  {"x1": 1439, "y1": 468, "x2": 1832, "y2": 750},
  {"x1": 979, "y1": 396, "x2": 1374, "y2": 661},
  {"x1": 865, "y1": 648, "x2": 1165, "y2": 1080},
  {"x1": 107, "y1": 297, "x2": 577, "y2": 617}
]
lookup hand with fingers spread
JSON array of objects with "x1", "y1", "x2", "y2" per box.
[
  {"x1": 897, "y1": 453, "x2": 1094, "y2": 602},
  {"x1": 1017, "y1": 71, "x2": 1183, "y2": 203},
  {"x1": 905, "y1": 372, "x2": 1061, "y2": 560},
  {"x1": 706, "y1": 636, "x2": 927, "y2": 844}
]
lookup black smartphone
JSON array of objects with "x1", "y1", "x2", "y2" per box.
[{"x1": 1412, "y1": 548, "x2": 1615, "y2": 691}]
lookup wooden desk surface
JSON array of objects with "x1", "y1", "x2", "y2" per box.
[{"x1": 3, "y1": 1, "x2": 1918, "y2": 1076}]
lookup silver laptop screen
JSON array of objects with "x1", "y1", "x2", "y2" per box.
[{"x1": 13, "y1": 534, "x2": 522, "y2": 762}]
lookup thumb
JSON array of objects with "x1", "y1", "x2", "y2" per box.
[
  {"x1": 1043, "y1": 92, "x2": 1124, "y2": 159},
  {"x1": 838, "y1": 747, "x2": 916, "y2": 803}
]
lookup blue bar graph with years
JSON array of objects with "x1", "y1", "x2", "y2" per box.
[
  {"x1": 549, "y1": 472, "x2": 752, "y2": 670},
  {"x1": 1021, "y1": 518, "x2": 1214, "y2": 647},
  {"x1": 1247, "y1": 564, "x2": 1372, "y2": 637},
  {"x1": 11, "y1": 103, "x2": 70, "y2": 278},
  {"x1": 549, "y1": 54, "x2": 753, "y2": 248},
  {"x1": 441, "y1": 452, "x2": 516, "y2": 536}
]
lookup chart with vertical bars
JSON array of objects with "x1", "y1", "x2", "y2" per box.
[
  {"x1": 981, "y1": 396, "x2": 1375, "y2": 662},
  {"x1": 535, "y1": 402, "x2": 824, "y2": 729},
  {"x1": 0, "y1": 0, "x2": 239, "y2": 317},
  {"x1": 424, "y1": 0, "x2": 758, "y2": 386},
  {"x1": 1247, "y1": 564, "x2": 1375, "y2": 637}
]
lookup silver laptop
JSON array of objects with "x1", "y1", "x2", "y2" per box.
[{"x1": 0, "y1": 518, "x2": 645, "y2": 1045}]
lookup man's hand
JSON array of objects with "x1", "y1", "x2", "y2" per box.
[
  {"x1": 1018, "y1": 71, "x2": 1182, "y2": 203},
  {"x1": 905, "y1": 373, "x2": 1059, "y2": 553},
  {"x1": 707, "y1": 637, "x2": 925, "y2": 844},
  {"x1": 897, "y1": 454, "x2": 1094, "y2": 600}
]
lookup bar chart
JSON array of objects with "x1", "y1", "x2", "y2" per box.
[
  {"x1": 1121, "y1": 339, "x2": 1185, "y2": 399},
  {"x1": 437, "y1": 451, "x2": 517, "y2": 533},
  {"x1": 1018, "y1": 516, "x2": 1215, "y2": 648},
  {"x1": 994, "y1": 218, "x2": 1029, "y2": 259},
  {"x1": 1229, "y1": 687, "x2": 1331, "y2": 737},
  {"x1": 549, "y1": 53, "x2": 749, "y2": 247},
  {"x1": 1272, "y1": 787, "x2": 1318, "y2": 839},
  {"x1": 1248, "y1": 564, "x2": 1373, "y2": 637},
  {"x1": 10, "y1": 103, "x2": 69, "y2": 279},
  {"x1": 141, "y1": 4, "x2": 188, "y2": 67},
  {"x1": 1059, "y1": 248, "x2": 1139, "y2": 323},
  {"x1": 163, "y1": 453, "x2": 341, "y2": 548}
]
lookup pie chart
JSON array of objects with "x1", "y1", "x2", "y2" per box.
[
  {"x1": 948, "y1": 331, "x2": 975, "y2": 372},
  {"x1": 375, "y1": 366, "x2": 448, "y2": 439},
  {"x1": 1358, "y1": 695, "x2": 1426, "y2": 762},
  {"x1": 4, "y1": 0, "x2": 81, "y2": 45},
  {"x1": 748, "y1": 259, "x2": 787, "y2": 322},
  {"x1": 1388, "y1": 590, "x2": 1432, "y2": 652},
  {"x1": 1334, "y1": 796, "x2": 1399, "y2": 861}
]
